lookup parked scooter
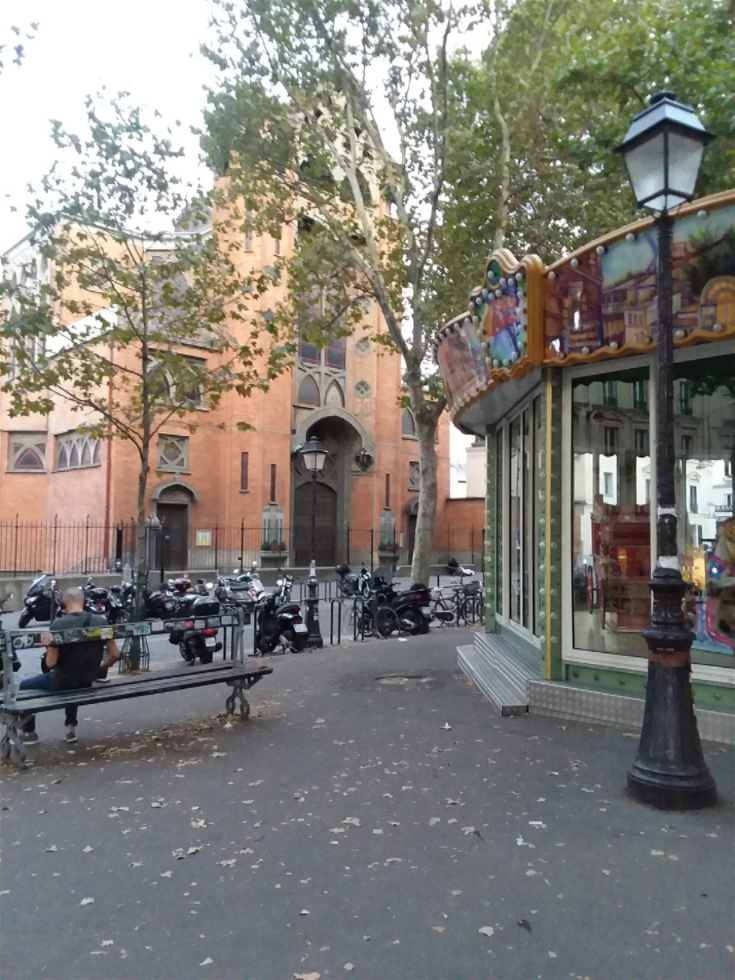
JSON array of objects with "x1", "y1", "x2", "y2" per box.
[
  {"x1": 253, "y1": 589, "x2": 308, "y2": 654},
  {"x1": 335, "y1": 563, "x2": 372, "y2": 598},
  {"x1": 18, "y1": 574, "x2": 61, "y2": 627},
  {"x1": 273, "y1": 571, "x2": 295, "y2": 605},
  {"x1": 215, "y1": 561, "x2": 264, "y2": 623},
  {"x1": 168, "y1": 587, "x2": 222, "y2": 665},
  {"x1": 372, "y1": 572, "x2": 433, "y2": 635}
]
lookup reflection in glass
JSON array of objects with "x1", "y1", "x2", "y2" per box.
[
  {"x1": 572, "y1": 369, "x2": 651, "y2": 657},
  {"x1": 495, "y1": 427, "x2": 503, "y2": 615},
  {"x1": 509, "y1": 417, "x2": 521, "y2": 623},
  {"x1": 675, "y1": 354, "x2": 735, "y2": 664}
]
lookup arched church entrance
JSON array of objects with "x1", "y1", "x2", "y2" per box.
[
  {"x1": 153, "y1": 481, "x2": 197, "y2": 571},
  {"x1": 291, "y1": 412, "x2": 372, "y2": 567}
]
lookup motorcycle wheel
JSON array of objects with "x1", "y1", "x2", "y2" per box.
[
  {"x1": 179, "y1": 643, "x2": 196, "y2": 665},
  {"x1": 360, "y1": 581, "x2": 371, "y2": 598},
  {"x1": 283, "y1": 628, "x2": 307, "y2": 652},
  {"x1": 18, "y1": 608, "x2": 33, "y2": 628},
  {"x1": 256, "y1": 633, "x2": 278, "y2": 655},
  {"x1": 374, "y1": 606, "x2": 399, "y2": 638},
  {"x1": 402, "y1": 607, "x2": 430, "y2": 635},
  {"x1": 111, "y1": 609, "x2": 130, "y2": 624}
]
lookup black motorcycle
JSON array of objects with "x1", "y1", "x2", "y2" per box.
[
  {"x1": 168, "y1": 591, "x2": 222, "y2": 665},
  {"x1": 335, "y1": 563, "x2": 372, "y2": 598},
  {"x1": 18, "y1": 573, "x2": 61, "y2": 627},
  {"x1": 254, "y1": 590, "x2": 308, "y2": 655},
  {"x1": 215, "y1": 562, "x2": 264, "y2": 623},
  {"x1": 372, "y1": 573, "x2": 433, "y2": 635}
]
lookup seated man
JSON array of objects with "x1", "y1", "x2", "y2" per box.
[{"x1": 19, "y1": 586, "x2": 120, "y2": 745}]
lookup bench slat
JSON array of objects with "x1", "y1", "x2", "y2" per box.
[{"x1": 3, "y1": 663, "x2": 273, "y2": 715}]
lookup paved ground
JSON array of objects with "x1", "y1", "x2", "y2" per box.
[{"x1": 1, "y1": 629, "x2": 733, "y2": 980}]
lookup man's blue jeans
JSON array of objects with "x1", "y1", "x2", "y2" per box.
[{"x1": 19, "y1": 673, "x2": 78, "y2": 731}]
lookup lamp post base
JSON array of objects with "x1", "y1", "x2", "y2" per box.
[
  {"x1": 627, "y1": 662, "x2": 717, "y2": 809},
  {"x1": 305, "y1": 560, "x2": 323, "y2": 649},
  {"x1": 628, "y1": 567, "x2": 717, "y2": 811}
]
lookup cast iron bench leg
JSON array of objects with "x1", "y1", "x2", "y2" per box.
[
  {"x1": 225, "y1": 678, "x2": 250, "y2": 719},
  {"x1": 1, "y1": 715, "x2": 28, "y2": 769}
]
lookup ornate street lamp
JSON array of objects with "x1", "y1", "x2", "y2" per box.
[
  {"x1": 297, "y1": 436, "x2": 329, "y2": 647},
  {"x1": 615, "y1": 92, "x2": 716, "y2": 809}
]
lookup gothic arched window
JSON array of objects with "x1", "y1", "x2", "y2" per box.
[
  {"x1": 401, "y1": 409, "x2": 416, "y2": 438},
  {"x1": 298, "y1": 376, "x2": 320, "y2": 406}
]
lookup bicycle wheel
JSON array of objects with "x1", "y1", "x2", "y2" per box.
[
  {"x1": 374, "y1": 605, "x2": 400, "y2": 638},
  {"x1": 464, "y1": 594, "x2": 480, "y2": 625}
]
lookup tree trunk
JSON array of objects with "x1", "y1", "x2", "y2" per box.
[{"x1": 411, "y1": 411, "x2": 439, "y2": 586}]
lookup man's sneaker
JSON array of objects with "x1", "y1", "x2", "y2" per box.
[
  {"x1": 20, "y1": 730, "x2": 39, "y2": 745},
  {"x1": 65, "y1": 726, "x2": 78, "y2": 744}
]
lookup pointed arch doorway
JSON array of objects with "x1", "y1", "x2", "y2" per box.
[{"x1": 293, "y1": 481, "x2": 338, "y2": 566}]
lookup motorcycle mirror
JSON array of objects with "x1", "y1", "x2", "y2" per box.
[
  {"x1": 205, "y1": 582, "x2": 214, "y2": 590},
  {"x1": 233, "y1": 568, "x2": 239, "y2": 574},
  {"x1": 251, "y1": 560, "x2": 258, "y2": 569}
]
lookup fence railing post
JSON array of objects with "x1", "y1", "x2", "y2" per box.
[
  {"x1": 370, "y1": 527, "x2": 374, "y2": 574},
  {"x1": 52, "y1": 515, "x2": 59, "y2": 575},
  {"x1": 214, "y1": 522, "x2": 219, "y2": 572},
  {"x1": 84, "y1": 515, "x2": 90, "y2": 575},
  {"x1": 346, "y1": 524, "x2": 350, "y2": 566},
  {"x1": 240, "y1": 520, "x2": 244, "y2": 567},
  {"x1": 471, "y1": 525, "x2": 475, "y2": 567},
  {"x1": 13, "y1": 515, "x2": 19, "y2": 574}
]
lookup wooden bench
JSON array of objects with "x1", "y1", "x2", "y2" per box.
[{"x1": 0, "y1": 615, "x2": 273, "y2": 769}]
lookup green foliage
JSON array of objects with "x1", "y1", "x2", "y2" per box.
[
  {"x1": 439, "y1": 0, "x2": 734, "y2": 310},
  {"x1": 201, "y1": 0, "x2": 484, "y2": 582},
  {"x1": 0, "y1": 23, "x2": 37, "y2": 74},
  {"x1": 0, "y1": 92, "x2": 291, "y2": 607},
  {"x1": 1, "y1": 93, "x2": 284, "y2": 451}
]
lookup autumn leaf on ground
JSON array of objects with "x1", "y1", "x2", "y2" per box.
[
  {"x1": 478, "y1": 926, "x2": 494, "y2": 938},
  {"x1": 294, "y1": 973, "x2": 320, "y2": 980},
  {"x1": 80, "y1": 897, "x2": 95, "y2": 906}
]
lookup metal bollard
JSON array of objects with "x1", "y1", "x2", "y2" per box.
[{"x1": 305, "y1": 560, "x2": 323, "y2": 648}]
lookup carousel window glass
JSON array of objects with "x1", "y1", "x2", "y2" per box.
[
  {"x1": 503, "y1": 401, "x2": 541, "y2": 633},
  {"x1": 495, "y1": 427, "x2": 503, "y2": 615},
  {"x1": 673, "y1": 353, "x2": 735, "y2": 667},
  {"x1": 571, "y1": 367, "x2": 651, "y2": 658}
]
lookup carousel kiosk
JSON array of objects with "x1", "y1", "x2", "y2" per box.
[{"x1": 435, "y1": 190, "x2": 735, "y2": 742}]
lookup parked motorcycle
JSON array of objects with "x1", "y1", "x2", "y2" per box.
[
  {"x1": 372, "y1": 573, "x2": 433, "y2": 635},
  {"x1": 168, "y1": 590, "x2": 222, "y2": 665},
  {"x1": 273, "y1": 571, "x2": 295, "y2": 605},
  {"x1": 81, "y1": 576, "x2": 130, "y2": 624},
  {"x1": 215, "y1": 562, "x2": 264, "y2": 623},
  {"x1": 18, "y1": 574, "x2": 61, "y2": 627},
  {"x1": 335, "y1": 563, "x2": 372, "y2": 598},
  {"x1": 254, "y1": 589, "x2": 308, "y2": 655}
]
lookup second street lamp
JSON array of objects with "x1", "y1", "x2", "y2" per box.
[
  {"x1": 615, "y1": 92, "x2": 716, "y2": 810},
  {"x1": 298, "y1": 436, "x2": 328, "y2": 648}
]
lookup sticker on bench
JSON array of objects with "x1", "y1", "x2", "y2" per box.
[{"x1": 131, "y1": 622, "x2": 151, "y2": 636}]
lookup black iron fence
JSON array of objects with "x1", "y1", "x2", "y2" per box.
[{"x1": 0, "y1": 517, "x2": 485, "y2": 577}]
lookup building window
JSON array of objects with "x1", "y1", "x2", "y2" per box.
[
  {"x1": 385, "y1": 473, "x2": 390, "y2": 509},
  {"x1": 681, "y1": 434, "x2": 693, "y2": 459},
  {"x1": 325, "y1": 336, "x2": 346, "y2": 370},
  {"x1": 645, "y1": 478, "x2": 651, "y2": 503},
  {"x1": 603, "y1": 471, "x2": 614, "y2": 498},
  {"x1": 603, "y1": 426, "x2": 618, "y2": 456},
  {"x1": 261, "y1": 504, "x2": 285, "y2": 552},
  {"x1": 274, "y1": 236, "x2": 281, "y2": 256},
  {"x1": 355, "y1": 380, "x2": 371, "y2": 398},
  {"x1": 270, "y1": 463, "x2": 277, "y2": 503},
  {"x1": 157, "y1": 435, "x2": 188, "y2": 473},
  {"x1": 633, "y1": 379, "x2": 648, "y2": 411},
  {"x1": 241, "y1": 452, "x2": 249, "y2": 492},
  {"x1": 355, "y1": 338, "x2": 370, "y2": 355},
  {"x1": 298, "y1": 340, "x2": 320, "y2": 364},
  {"x1": 298, "y1": 375, "x2": 320, "y2": 406},
  {"x1": 401, "y1": 409, "x2": 416, "y2": 438},
  {"x1": 602, "y1": 380, "x2": 618, "y2": 407},
  {"x1": 56, "y1": 433, "x2": 101, "y2": 471},
  {"x1": 689, "y1": 484, "x2": 698, "y2": 513},
  {"x1": 8, "y1": 433, "x2": 47, "y2": 472},
  {"x1": 634, "y1": 428, "x2": 649, "y2": 456},
  {"x1": 678, "y1": 380, "x2": 692, "y2": 416},
  {"x1": 245, "y1": 211, "x2": 253, "y2": 252},
  {"x1": 408, "y1": 461, "x2": 420, "y2": 491}
]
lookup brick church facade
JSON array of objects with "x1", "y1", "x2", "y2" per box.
[{"x1": 1, "y1": 210, "x2": 459, "y2": 572}]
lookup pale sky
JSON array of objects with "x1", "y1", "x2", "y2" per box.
[{"x1": 0, "y1": 0, "x2": 473, "y2": 474}]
